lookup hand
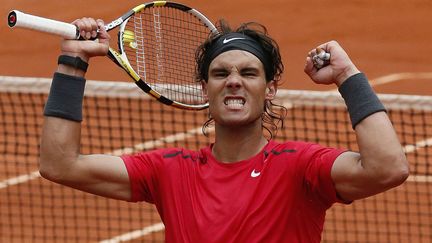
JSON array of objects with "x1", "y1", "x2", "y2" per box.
[
  {"x1": 60, "y1": 18, "x2": 110, "y2": 62},
  {"x1": 304, "y1": 40, "x2": 360, "y2": 87}
]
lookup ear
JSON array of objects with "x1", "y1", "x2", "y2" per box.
[
  {"x1": 201, "y1": 81, "x2": 209, "y2": 102},
  {"x1": 265, "y1": 81, "x2": 277, "y2": 100}
]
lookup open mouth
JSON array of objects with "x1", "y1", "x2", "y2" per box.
[{"x1": 224, "y1": 98, "x2": 245, "y2": 109}]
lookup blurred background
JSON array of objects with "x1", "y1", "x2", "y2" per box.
[
  {"x1": 1, "y1": 1, "x2": 431, "y2": 242},
  {"x1": 2, "y1": 0, "x2": 432, "y2": 92}
]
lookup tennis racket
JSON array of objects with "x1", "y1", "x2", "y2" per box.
[{"x1": 8, "y1": 1, "x2": 218, "y2": 110}]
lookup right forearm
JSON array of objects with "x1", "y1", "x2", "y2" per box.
[
  {"x1": 39, "y1": 69, "x2": 87, "y2": 180},
  {"x1": 38, "y1": 18, "x2": 132, "y2": 199},
  {"x1": 39, "y1": 117, "x2": 82, "y2": 179}
]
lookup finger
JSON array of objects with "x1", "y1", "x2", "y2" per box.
[
  {"x1": 74, "y1": 17, "x2": 98, "y2": 40},
  {"x1": 308, "y1": 49, "x2": 318, "y2": 59},
  {"x1": 316, "y1": 48, "x2": 330, "y2": 60},
  {"x1": 312, "y1": 47, "x2": 331, "y2": 69},
  {"x1": 304, "y1": 56, "x2": 317, "y2": 75},
  {"x1": 96, "y1": 19, "x2": 105, "y2": 33},
  {"x1": 95, "y1": 19, "x2": 110, "y2": 43},
  {"x1": 95, "y1": 19, "x2": 108, "y2": 38},
  {"x1": 313, "y1": 56, "x2": 325, "y2": 69},
  {"x1": 84, "y1": 18, "x2": 99, "y2": 39}
]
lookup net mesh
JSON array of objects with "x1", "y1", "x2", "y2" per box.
[{"x1": 1, "y1": 76, "x2": 431, "y2": 242}]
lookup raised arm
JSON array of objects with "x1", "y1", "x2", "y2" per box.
[
  {"x1": 39, "y1": 18, "x2": 131, "y2": 201},
  {"x1": 304, "y1": 41, "x2": 409, "y2": 201}
]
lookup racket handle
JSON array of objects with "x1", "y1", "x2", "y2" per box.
[{"x1": 8, "y1": 10, "x2": 79, "y2": 40}]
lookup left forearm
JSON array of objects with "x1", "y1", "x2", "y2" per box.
[
  {"x1": 332, "y1": 101, "x2": 408, "y2": 201},
  {"x1": 340, "y1": 73, "x2": 408, "y2": 193},
  {"x1": 305, "y1": 41, "x2": 410, "y2": 200},
  {"x1": 338, "y1": 73, "x2": 408, "y2": 180}
]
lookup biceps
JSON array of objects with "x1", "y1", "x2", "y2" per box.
[
  {"x1": 330, "y1": 151, "x2": 374, "y2": 201},
  {"x1": 70, "y1": 154, "x2": 132, "y2": 200}
]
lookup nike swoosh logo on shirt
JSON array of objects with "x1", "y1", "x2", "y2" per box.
[
  {"x1": 250, "y1": 169, "x2": 261, "y2": 178},
  {"x1": 223, "y1": 37, "x2": 245, "y2": 44}
]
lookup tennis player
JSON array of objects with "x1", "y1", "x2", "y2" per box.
[{"x1": 39, "y1": 18, "x2": 409, "y2": 242}]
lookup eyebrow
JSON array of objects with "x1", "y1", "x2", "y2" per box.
[
  {"x1": 240, "y1": 67, "x2": 260, "y2": 73},
  {"x1": 209, "y1": 65, "x2": 261, "y2": 73},
  {"x1": 209, "y1": 67, "x2": 227, "y2": 72}
]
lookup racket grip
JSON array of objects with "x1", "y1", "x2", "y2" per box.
[{"x1": 8, "y1": 10, "x2": 79, "y2": 40}]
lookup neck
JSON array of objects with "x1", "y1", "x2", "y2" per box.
[{"x1": 212, "y1": 123, "x2": 268, "y2": 163}]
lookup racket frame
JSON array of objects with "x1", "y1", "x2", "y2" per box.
[{"x1": 8, "y1": 1, "x2": 218, "y2": 110}]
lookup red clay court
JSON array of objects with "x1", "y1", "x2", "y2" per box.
[{"x1": 1, "y1": 0, "x2": 431, "y2": 242}]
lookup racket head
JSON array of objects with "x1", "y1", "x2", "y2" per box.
[{"x1": 112, "y1": 1, "x2": 218, "y2": 110}]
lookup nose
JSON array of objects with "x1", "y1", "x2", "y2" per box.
[{"x1": 225, "y1": 71, "x2": 242, "y2": 89}]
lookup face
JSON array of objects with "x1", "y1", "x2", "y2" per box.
[{"x1": 202, "y1": 50, "x2": 276, "y2": 127}]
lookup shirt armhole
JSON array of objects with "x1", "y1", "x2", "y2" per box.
[
  {"x1": 121, "y1": 155, "x2": 140, "y2": 202},
  {"x1": 327, "y1": 151, "x2": 353, "y2": 205}
]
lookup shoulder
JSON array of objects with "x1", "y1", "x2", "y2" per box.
[
  {"x1": 266, "y1": 140, "x2": 314, "y2": 154},
  {"x1": 261, "y1": 140, "x2": 313, "y2": 166},
  {"x1": 123, "y1": 147, "x2": 201, "y2": 161},
  {"x1": 161, "y1": 147, "x2": 204, "y2": 163},
  {"x1": 267, "y1": 140, "x2": 344, "y2": 163},
  {"x1": 121, "y1": 147, "x2": 205, "y2": 181}
]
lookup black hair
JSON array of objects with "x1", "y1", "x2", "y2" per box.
[{"x1": 195, "y1": 19, "x2": 287, "y2": 139}]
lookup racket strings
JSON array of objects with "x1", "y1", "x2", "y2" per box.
[
  {"x1": 124, "y1": 6, "x2": 211, "y2": 106},
  {"x1": 152, "y1": 8, "x2": 165, "y2": 84},
  {"x1": 132, "y1": 14, "x2": 147, "y2": 83}
]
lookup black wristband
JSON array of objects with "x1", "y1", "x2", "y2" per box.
[
  {"x1": 338, "y1": 73, "x2": 386, "y2": 129},
  {"x1": 58, "y1": 55, "x2": 88, "y2": 72},
  {"x1": 44, "y1": 72, "x2": 86, "y2": 122}
]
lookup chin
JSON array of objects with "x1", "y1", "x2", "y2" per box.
[{"x1": 216, "y1": 115, "x2": 261, "y2": 127}]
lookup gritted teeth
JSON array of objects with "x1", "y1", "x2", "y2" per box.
[{"x1": 224, "y1": 98, "x2": 245, "y2": 106}]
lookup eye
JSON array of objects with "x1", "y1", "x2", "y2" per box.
[
  {"x1": 242, "y1": 70, "x2": 258, "y2": 77},
  {"x1": 216, "y1": 72, "x2": 227, "y2": 77},
  {"x1": 211, "y1": 69, "x2": 228, "y2": 79}
]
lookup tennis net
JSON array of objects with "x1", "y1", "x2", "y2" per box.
[{"x1": 0, "y1": 76, "x2": 431, "y2": 242}]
